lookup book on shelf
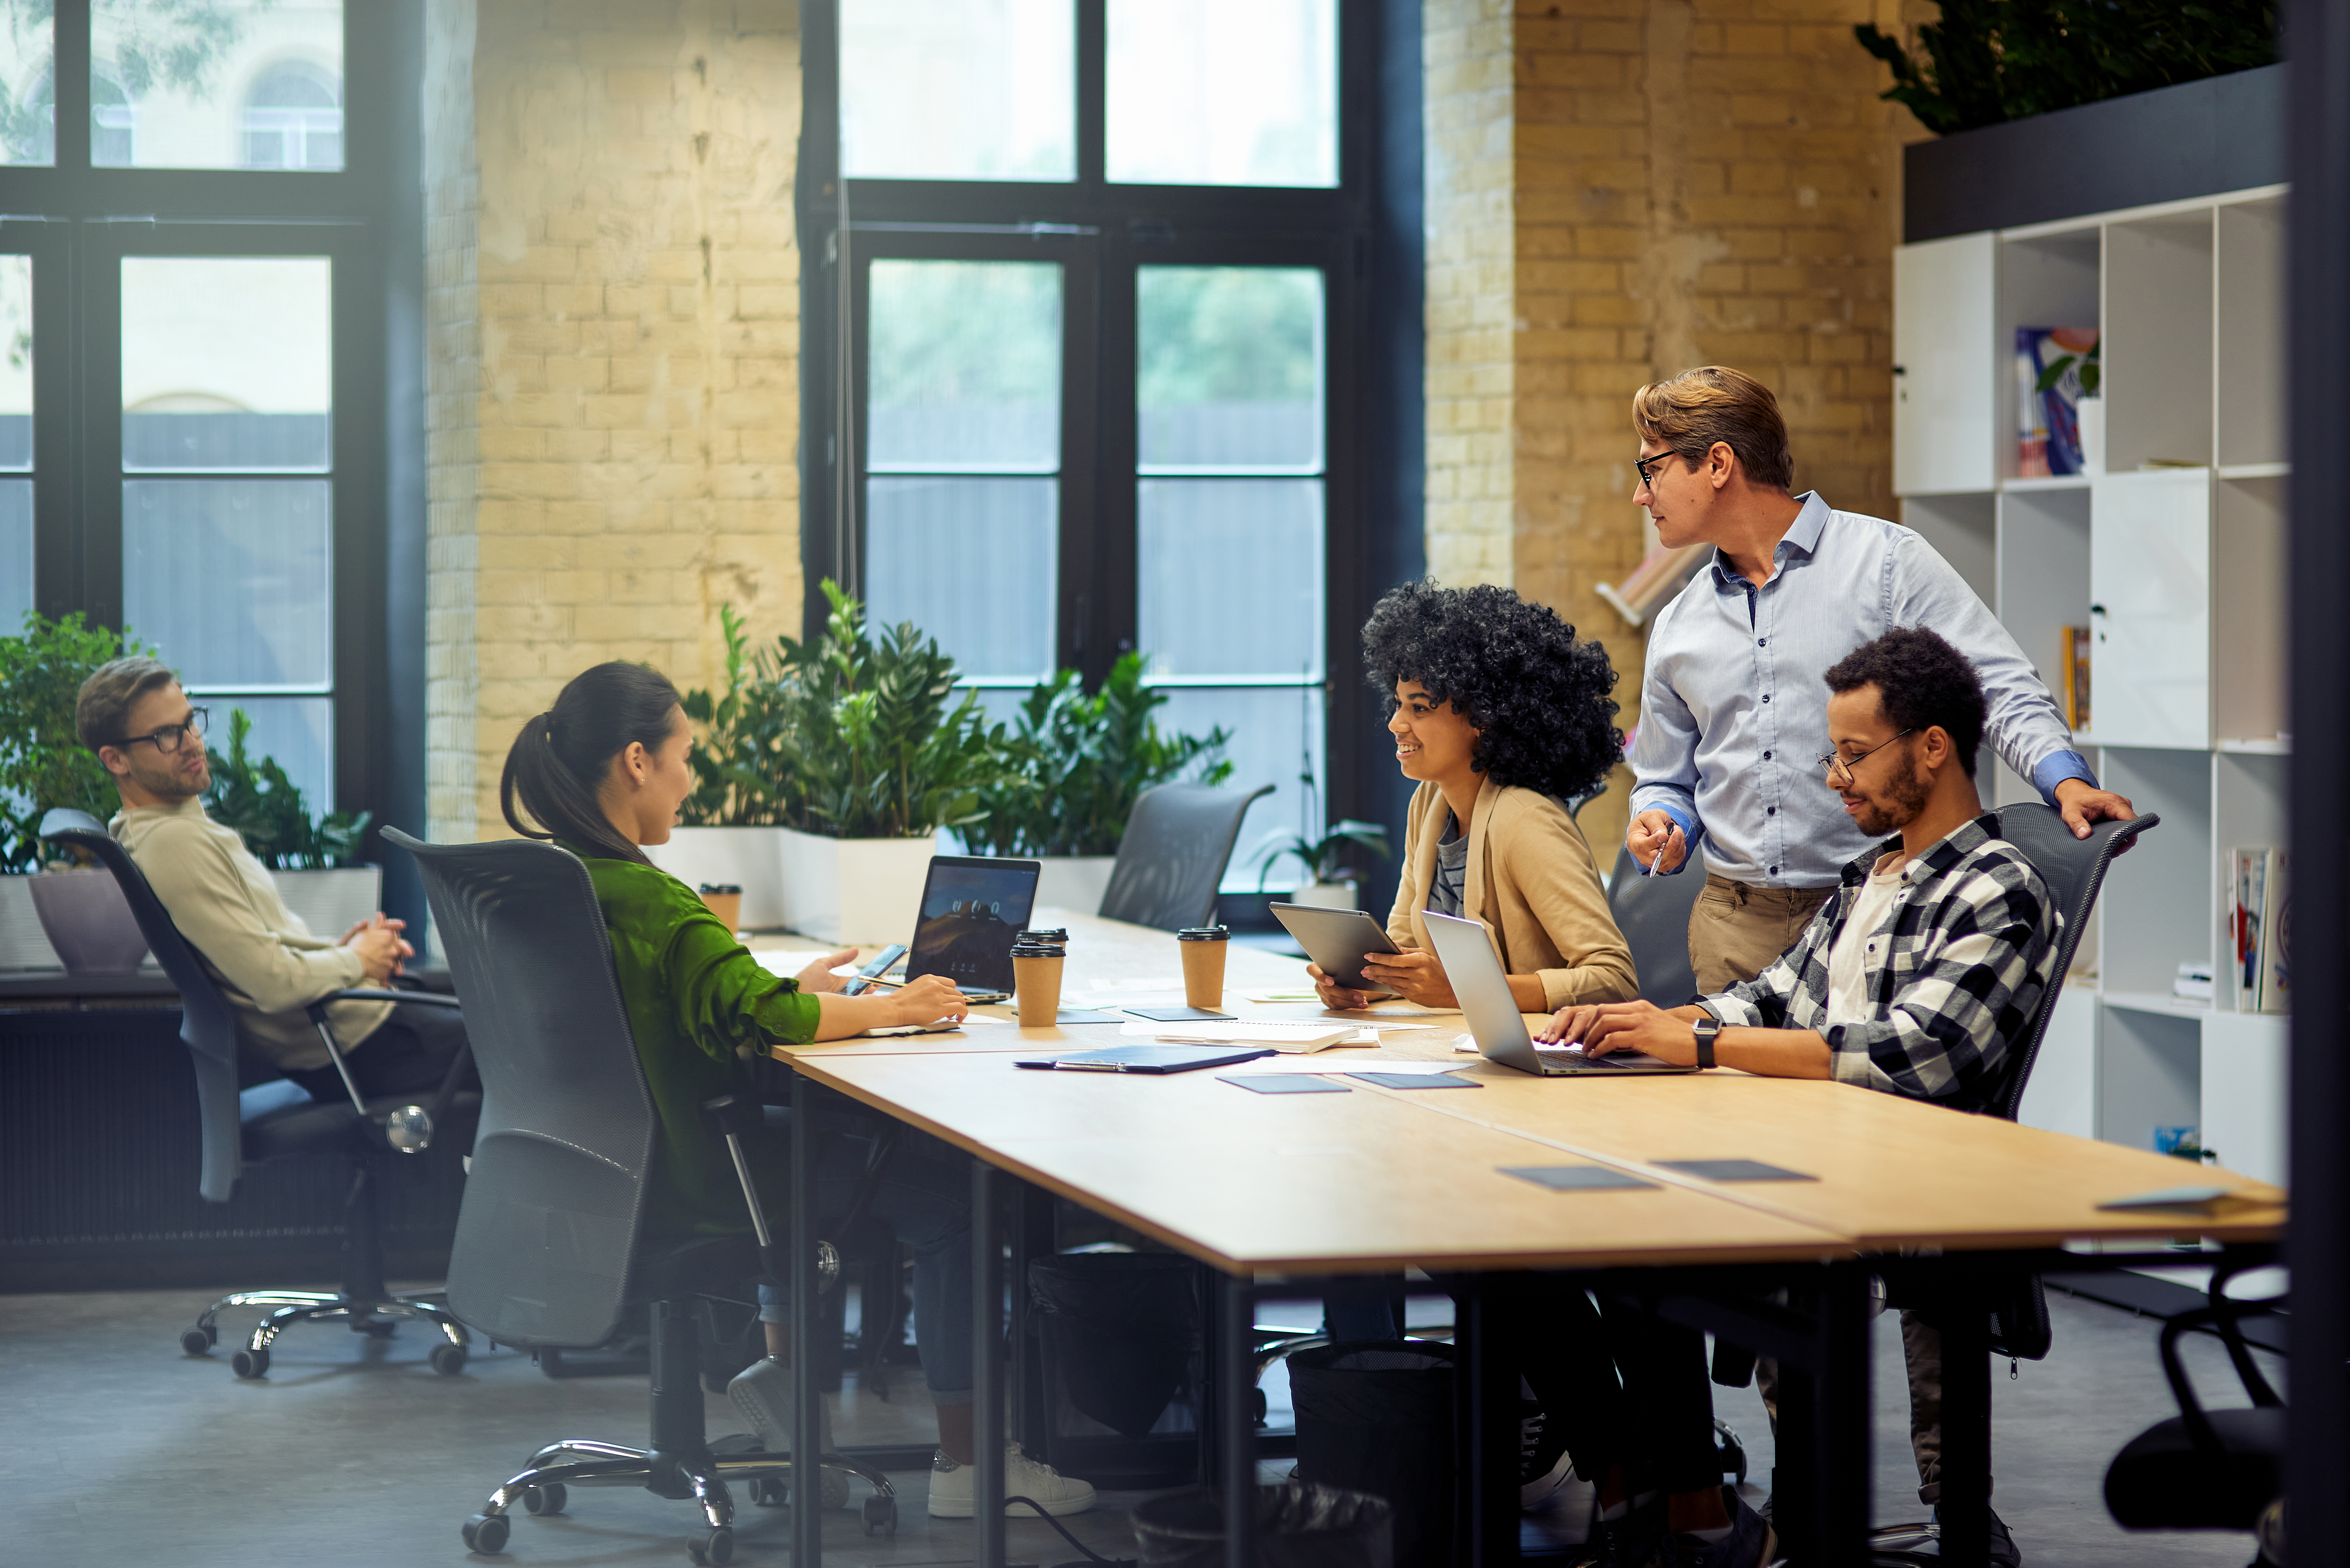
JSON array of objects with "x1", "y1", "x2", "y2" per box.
[
  {"x1": 2059, "y1": 626, "x2": 2091, "y2": 731},
  {"x1": 2230, "y1": 847, "x2": 2290, "y2": 1013},
  {"x1": 2017, "y1": 327, "x2": 2099, "y2": 477}
]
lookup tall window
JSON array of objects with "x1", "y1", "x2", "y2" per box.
[
  {"x1": 817, "y1": 0, "x2": 1375, "y2": 886},
  {"x1": 0, "y1": 1, "x2": 391, "y2": 816}
]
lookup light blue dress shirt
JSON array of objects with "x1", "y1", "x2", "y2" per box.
[{"x1": 1629, "y1": 492, "x2": 2094, "y2": 888}]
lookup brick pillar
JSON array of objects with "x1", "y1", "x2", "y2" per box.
[
  {"x1": 1425, "y1": 0, "x2": 1921, "y2": 858},
  {"x1": 423, "y1": 0, "x2": 804, "y2": 845}
]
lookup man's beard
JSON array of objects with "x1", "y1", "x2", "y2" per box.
[
  {"x1": 125, "y1": 755, "x2": 206, "y2": 802},
  {"x1": 1853, "y1": 767, "x2": 1931, "y2": 838}
]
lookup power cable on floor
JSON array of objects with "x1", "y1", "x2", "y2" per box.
[{"x1": 1005, "y1": 1494, "x2": 1139, "y2": 1568}]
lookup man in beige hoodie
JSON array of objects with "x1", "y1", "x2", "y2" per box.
[{"x1": 76, "y1": 656, "x2": 469, "y2": 1105}]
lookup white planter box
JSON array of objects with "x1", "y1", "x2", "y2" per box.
[
  {"x1": 776, "y1": 828, "x2": 935, "y2": 945},
  {"x1": 1032, "y1": 856, "x2": 1117, "y2": 918},
  {"x1": 272, "y1": 865, "x2": 384, "y2": 941},
  {"x1": 645, "y1": 826, "x2": 791, "y2": 929},
  {"x1": 1288, "y1": 881, "x2": 1360, "y2": 911},
  {"x1": 0, "y1": 874, "x2": 60, "y2": 970}
]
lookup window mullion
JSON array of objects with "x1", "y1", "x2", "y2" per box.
[{"x1": 54, "y1": 0, "x2": 92, "y2": 174}]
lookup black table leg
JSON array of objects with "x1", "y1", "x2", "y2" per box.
[
  {"x1": 973, "y1": 1158, "x2": 1004, "y2": 1568},
  {"x1": 791, "y1": 1070, "x2": 821, "y2": 1566},
  {"x1": 1462, "y1": 1279, "x2": 1520, "y2": 1566},
  {"x1": 1939, "y1": 1273, "x2": 1992, "y2": 1566},
  {"x1": 1814, "y1": 1264, "x2": 1873, "y2": 1567},
  {"x1": 1218, "y1": 1270, "x2": 1256, "y2": 1568}
]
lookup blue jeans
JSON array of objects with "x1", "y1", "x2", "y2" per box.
[{"x1": 756, "y1": 1123, "x2": 975, "y2": 1404}]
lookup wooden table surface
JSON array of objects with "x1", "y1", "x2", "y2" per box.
[{"x1": 772, "y1": 908, "x2": 2285, "y2": 1264}]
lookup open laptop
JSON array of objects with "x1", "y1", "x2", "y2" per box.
[
  {"x1": 1420, "y1": 910, "x2": 1697, "y2": 1076},
  {"x1": 896, "y1": 855, "x2": 1041, "y2": 1003}
]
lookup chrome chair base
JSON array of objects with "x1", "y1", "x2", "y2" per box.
[
  {"x1": 462, "y1": 1439, "x2": 899, "y2": 1560},
  {"x1": 183, "y1": 1288, "x2": 473, "y2": 1378}
]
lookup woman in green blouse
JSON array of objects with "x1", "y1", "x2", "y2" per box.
[{"x1": 499, "y1": 661, "x2": 1094, "y2": 1519}]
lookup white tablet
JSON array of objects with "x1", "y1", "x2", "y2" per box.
[{"x1": 1269, "y1": 903, "x2": 1404, "y2": 990}]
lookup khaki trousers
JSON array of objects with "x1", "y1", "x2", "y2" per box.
[{"x1": 1686, "y1": 874, "x2": 1834, "y2": 994}]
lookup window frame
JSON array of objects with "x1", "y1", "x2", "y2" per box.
[
  {"x1": 802, "y1": 0, "x2": 1414, "y2": 888},
  {"x1": 0, "y1": 0, "x2": 412, "y2": 828}
]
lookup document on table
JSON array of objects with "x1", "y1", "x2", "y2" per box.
[{"x1": 1215, "y1": 1055, "x2": 1476, "y2": 1077}]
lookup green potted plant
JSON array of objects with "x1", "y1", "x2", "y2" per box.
[
  {"x1": 658, "y1": 603, "x2": 794, "y2": 929},
  {"x1": 202, "y1": 707, "x2": 380, "y2": 938},
  {"x1": 0, "y1": 613, "x2": 151, "y2": 971},
  {"x1": 1248, "y1": 770, "x2": 1391, "y2": 911},
  {"x1": 764, "y1": 581, "x2": 1013, "y2": 944},
  {"x1": 959, "y1": 652, "x2": 1233, "y2": 913}
]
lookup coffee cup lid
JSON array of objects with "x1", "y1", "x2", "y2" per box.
[
  {"x1": 1020, "y1": 927, "x2": 1070, "y2": 942},
  {"x1": 698, "y1": 883, "x2": 742, "y2": 895},
  {"x1": 1011, "y1": 940, "x2": 1063, "y2": 957},
  {"x1": 1176, "y1": 925, "x2": 1229, "y2": 941}
]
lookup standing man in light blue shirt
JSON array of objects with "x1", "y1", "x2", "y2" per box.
[{"x1": 1624, "y1": 366, "x2": 2133, "y2": 993}]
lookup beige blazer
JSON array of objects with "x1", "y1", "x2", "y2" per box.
[{"x1": 1384, "y1": 776, "x2": 1638, "y2": 1011}]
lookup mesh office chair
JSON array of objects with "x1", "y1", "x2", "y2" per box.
[
  {"x1": 39, "y1": 808, "x2": 477, "y2": 1378},
  {"x1": 1868, "y1": 803, "x2": 2158, "y2": 1566},
  {"x1": 389, "y1": 829, "x2": 895, "y2": 1563},
  {"x1": 1096, "y1": 781, "x2": 1274, "y2": 931},
  {"x1": 1604, "y1": 842, "x2": 1708, "y2": 1005}
]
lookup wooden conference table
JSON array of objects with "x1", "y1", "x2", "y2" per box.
[{"x1": 753, "y1": 913, "x2": 2286, "y2": 1566}]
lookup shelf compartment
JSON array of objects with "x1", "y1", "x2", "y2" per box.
[
  {"x1": 2105, "y1": 210, "x2": 2216, "y2": 472},
  {"x1": 1893, "y1": 232, "x2": 1999, "y2": 497},
  {"x1": 2212, "y1": 473, "x2": 2287, "y2": 749},
  {"x1": 2090, "y1": 469, "x2": 2212, "y2": 750},
  {"x1": 2098, "y1": 1003, "x2": 2202, "y2": 1158},
  {"x1": 1993, "y1": 484, "x2": 2092, "y2": 810},
  {"x1": 2095, "y1": 745, "x2": 2214, "y2": 997},
  {"x1": 1996, "y1": 228, "x2": 2101, "y2": 485},
  {"x1": 2215, "y1": 196, "x2": 2287, "y2": 470}
]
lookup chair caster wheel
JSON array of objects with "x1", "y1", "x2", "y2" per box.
[
  {"x1": 751, "y1": 1477, "x2": 785, "y2": 1508},
  {"x1": 462, "y1": 1512, "x2": 511, "y2": 1554},
  {"x1": 862, "y1": 1495, "x2": 897, "y2": 1536},
  {"x1": 431, "y1": 1342, "x2": 469, "y2": 1376},
  {"x1": 686, "y1": 1525, "x2": 734, "y2": 1564},
  {"x1": 231, "y1": 1347, "x2": 269, "y2": 1378},
  {"x1": 180, "y1": 1326, "x2": 216, "y2": 1356},
  {"x1": 522, "y1": 1483, "x2": 566, "y2": 1515}
]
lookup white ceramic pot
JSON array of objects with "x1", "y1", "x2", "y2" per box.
[
  {"x1": 1287, "y1": 881, "x2": 1360, "y2": 911},
  {"x1": 645, "y1": 825, "x2": 791, "y2": 929},
  {"x1": 776, "y1": 828, "x2": 936, "y2": 945},
  {"x1": 27, "y1": 868, "x2": 150, "y2": 973},
  {"x1": 0, "y1": 874, "x2": 61, "y2": 970},
  {"x1": 1032, "y1": 856, "x2": 1118, "y2": 918},
  {"x1": 272, "y1": 865, "x2": 383, "y2": 940}
]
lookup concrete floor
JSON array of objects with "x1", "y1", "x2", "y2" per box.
[{"x1": 0, "y1": 1280, "x2": 2277, "y2": 1567}]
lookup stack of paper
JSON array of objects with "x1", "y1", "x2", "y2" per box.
[{"x1": 1135, "y1": 1020, "x2": 1366, "y2": 1053}]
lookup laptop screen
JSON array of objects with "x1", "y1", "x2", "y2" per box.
[{"x1": 905, "y1": 856, "x2": 1040, "y2": 993}]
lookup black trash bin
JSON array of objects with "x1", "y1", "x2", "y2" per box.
[
  {"x1": 1133, "y1": 1481, "x2": 1393, "y2": 1568},
  {"x1": 1029, "y1": 1251, "x2": 1204, "y2": 1488},
  {"x1": 1288, "y1": 1341, "x2": 1456, "y2": 1566}
]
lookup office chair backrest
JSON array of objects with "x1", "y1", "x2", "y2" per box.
[
  {"x1": 1097, "y1": 780, "x2": 1275, "y2": 931},
  {"x1": 1604, "y1": 843, "x2": 1708, "y2": 1006},
  {"x1": 40, "y1": 807, "x2": 249, "y2": 1203},
  {"x1": 386, "y1": 828, "x2": 656, "y2": 1350},
  {"x1": 1985, "y1": 805, "x2": 2159, "y2": 1121}
]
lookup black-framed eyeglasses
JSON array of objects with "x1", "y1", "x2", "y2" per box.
[
  {"x1": 1819, "y1": 729, "x2": 1915, "y2": 787},
  {"x1": 1634, "y1": 450, "x2": 1683, "y2": 488},
  {"x1": 115, "y1": 707, "x2": 208, "y2": 755}
]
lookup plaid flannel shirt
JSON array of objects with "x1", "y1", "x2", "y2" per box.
[{"x1": 1700, "y1": 815, "x2": 2059, "y2": 1111}]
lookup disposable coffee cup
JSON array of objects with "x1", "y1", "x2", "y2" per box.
[
  {"x1": 697, "y1": 883, "x2": 743, "y2": 933},
  {"x1": 1176, "y1": 925, "x2": 1229, "y2": 1011},
  {"x1": 1012, "y1": 939, "x2": 1066, "y2": 1028}
]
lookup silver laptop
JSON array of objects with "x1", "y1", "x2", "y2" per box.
[{"x1": 1420, "y1": 910, "x2": 1697, "y2": 1077}]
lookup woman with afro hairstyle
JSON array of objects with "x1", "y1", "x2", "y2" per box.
[{"x1": 1309, "y1": 580, "x2": 1638, "y2": 1014}]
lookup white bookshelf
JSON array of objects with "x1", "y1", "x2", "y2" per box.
[{"x1": 1892, "y1": 184, "x2": 2290, "y2": 1192}]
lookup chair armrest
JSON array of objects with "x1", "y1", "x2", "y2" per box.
[{"x1": 330, "y1": 988, "x2": 465, "y2": 1009}]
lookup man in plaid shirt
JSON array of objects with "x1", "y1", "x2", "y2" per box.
[{"x1": 1542, "y1": 625, "x2": 2056, "y2": 1566}]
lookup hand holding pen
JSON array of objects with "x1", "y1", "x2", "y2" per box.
[{"x1": 1627, "y1": 810, "x2": 1687, "y2": 876}]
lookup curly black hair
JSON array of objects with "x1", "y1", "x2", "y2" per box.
[
  {"x1": 1360, "y1": 580, "x2": 1622, "y2": 801},
  {"x1": 1823, "y1": 626, "x2": 1986, "y2": 779}
]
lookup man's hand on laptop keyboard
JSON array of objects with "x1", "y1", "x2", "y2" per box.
[{"x1": 1538, "y1": 999, "x2": 1706, "y2": 1062}]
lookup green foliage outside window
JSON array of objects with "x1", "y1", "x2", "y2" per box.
[
  {"x1": 959, "y1": 652, "x2": 1234, "y2": 859},
  {"x1": 1855, "y1": 1, "x2": 2277, "y2": 137}
]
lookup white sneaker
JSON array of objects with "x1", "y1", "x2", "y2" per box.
[
  {"x1": 927, "y1": 1443, "x2": 1098, "y2": 1518},
  {"x1": 726, "y1": 1358, "x2": 849, "y2": 1508}
]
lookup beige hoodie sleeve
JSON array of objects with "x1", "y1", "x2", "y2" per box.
[
  {"x1": 131, "y1": 815, "x2": 367, "y2": 1013},
  {"x1": 1482, "y1": 791, "x2": 1640, "y2": 1011}
]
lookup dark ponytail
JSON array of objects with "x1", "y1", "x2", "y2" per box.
[{"x1": 500, "y1": 662, "x2": 686, "y2": 865}]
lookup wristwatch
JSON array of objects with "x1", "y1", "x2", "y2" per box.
[{"x1": 1690, "y1": 1012, "x2": 1720, "y2": 1070}]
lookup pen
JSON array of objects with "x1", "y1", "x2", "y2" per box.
[{"x1": 1644, "y1": 832, "x2": 1672, "y2": 877}]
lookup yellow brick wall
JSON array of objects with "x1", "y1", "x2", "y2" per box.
[
  {"x1": 1429, "y1": 0, "x2": 1928, "y2": 858},
  {"x1": 424, "y1": 0, "x2": 804, "y2": 845}
]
